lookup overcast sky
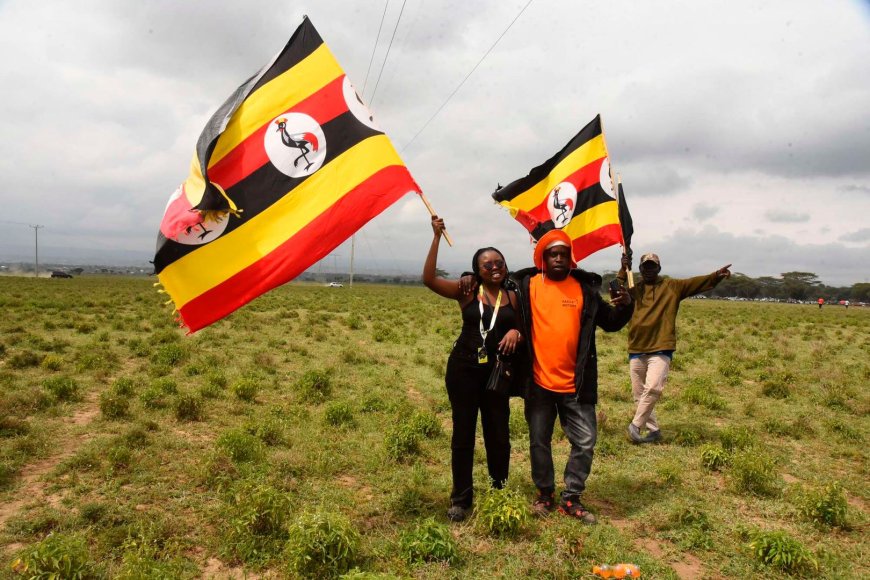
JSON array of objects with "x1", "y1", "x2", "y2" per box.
[{"x1": 0, "y1": 0, "x2": 867, "y2": 285}]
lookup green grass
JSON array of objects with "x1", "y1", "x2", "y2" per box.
[{"x1": 0, "y1": 276, "x2": 867, "y2": 578}]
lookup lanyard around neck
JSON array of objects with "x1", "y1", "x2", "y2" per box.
[{"x1": 478, "y1": 285, "x2": 502, "y2": 346}]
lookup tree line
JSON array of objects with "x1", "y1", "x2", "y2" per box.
[{"x1": 603, "y1": 270, "x2": 870, "y2": 303}]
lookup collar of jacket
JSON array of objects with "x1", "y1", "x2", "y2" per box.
[{"x1": 511, "y1": 267, "x2": 603, "y2": 289}]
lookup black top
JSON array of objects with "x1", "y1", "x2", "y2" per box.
[{"x1": 454, "y1": 293, "x2": 518, "y2": 358}]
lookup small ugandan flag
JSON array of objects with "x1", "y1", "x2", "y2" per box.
[
  {"x1": 154, "y1": 16, "x2": 420, "y2": 333},
  {"x1": 492, "y1": 115, "x2": 624, "y2": 262}
]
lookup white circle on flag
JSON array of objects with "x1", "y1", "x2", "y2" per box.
[
  {"x1": 173, "y1": 213, "x2": 230, "y2": 245},
  {"x1": 547, "y1": 182, "x2": 577, "y2": 229},
  {"x1": 599, "y1": 157, "x2": 616, "y2": 198},
  {"x1": 264, "y1": 112, "x2": 327, "y2": 178},
  {"x1": 342, "y1": 76, "x2": 380, "y2": 131}
]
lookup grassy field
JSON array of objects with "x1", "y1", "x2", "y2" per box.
[{"x1": 0, "y1": 276, "x2": 867, "y2": 579}]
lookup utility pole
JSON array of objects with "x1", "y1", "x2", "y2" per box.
[{"x1": 30, "y1": 224, "x2": 44, "y2": 278}]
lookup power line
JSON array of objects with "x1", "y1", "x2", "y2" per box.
[
  {"x1": 368, "y1": 0, "x2": 409, "y2": 109},
  {"x1": 400, "y1": 0, "x2": 535, "y2": 154},
  {"x1": 362, "y1": 0, "x2": 391, "y2": 97}
]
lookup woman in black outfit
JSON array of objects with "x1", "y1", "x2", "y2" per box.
[{"x1": 423, "y1": 215, "x2": 523, "y2": 522}]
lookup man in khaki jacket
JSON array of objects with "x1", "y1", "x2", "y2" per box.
[{"x1": 617, "y1": 253, "x2": 731, "y2": 443}]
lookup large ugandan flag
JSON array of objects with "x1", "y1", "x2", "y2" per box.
[
  {"x1": 154, "y1": 17, "x2": 420, "y2": 333},
  {"x1": 492, "y1": 115, "x2": 623, "y2": 262}
]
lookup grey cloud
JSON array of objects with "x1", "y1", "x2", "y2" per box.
[
  {"x1": 840, "y1": 228, "x2": 870, "y2": 243},
  {"x1": 765, "y1": 210, "x2": 810, "y2": 223},
  {"x1": 692, "y1": 203, "x2": 719, "y2": 222},
  {"x1": 839, "y1": 184, "x2": 870, "y2": 195}
]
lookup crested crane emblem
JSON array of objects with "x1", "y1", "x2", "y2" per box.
[
  {"x1": 264, "y1": 112, "x2": 326, "y2": 178},
  {"x1": 547, "y1": 183, "x2": 577, "y2": 229}
]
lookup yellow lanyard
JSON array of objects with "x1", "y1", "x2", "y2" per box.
[{"x1": 478, "y1": 286, "x2": 502, "y2": 348}]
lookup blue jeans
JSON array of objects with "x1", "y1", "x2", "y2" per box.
[{"x1": 524, "y1": 383, "x2": 597, "y2": 500}]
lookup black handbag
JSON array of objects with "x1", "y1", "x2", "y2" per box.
[{"x1": 485, "y1": 354, "x2": 514, "y2": 396}]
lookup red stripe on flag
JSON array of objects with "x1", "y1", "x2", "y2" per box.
[
  {"x1": 571, "y1": 223, "x2": 623, "y2": 262},
  {"x1": 522, "y1": 157, "x2": 606, "y2": 225},
  {"x1": 178, "y1": 165, "x2": 418, "y2": 332},
  {"x1": 209, "y1": 75, "x2": 349, "y2": 189}
]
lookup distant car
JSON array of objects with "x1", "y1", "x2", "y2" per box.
[
  {"x1": 327, "y1": 282, "x2": 344, "y2": 288},
  {"x1": 50, "y1": 271, "x2": 73, "y2": 278}
]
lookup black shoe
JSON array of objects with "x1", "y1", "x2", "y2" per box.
[
  {"x1": 558, "y1": 497, "x2": 597, "y2": 524},
  {"x1": 446, "y1": 505, "x2": 467, "y2": 522},
  {"x1": 531, "y1": 491, "x2": 555, "y2": 517},
  {"x1": 643, "y1": 430, "x2": 662, "y2": 443}
]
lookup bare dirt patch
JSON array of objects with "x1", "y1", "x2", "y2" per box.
[{"x1": 0, "y1": 392, "x2": 100, "y2": 534}]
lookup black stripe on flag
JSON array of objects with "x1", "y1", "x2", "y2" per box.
[
  {"x1": 493, "y1": 115, "x2": 602, "y2": 203},
  {"x1": 192, "y1": 17, "x2": 325, "y2": 215},
  {"x1": 154, "y1": 110, "x2": 381, "y2": 273}
]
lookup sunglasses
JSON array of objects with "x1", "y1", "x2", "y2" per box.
[{"x1": 480, "y1": 260, "x2": 505, "y2": 271}]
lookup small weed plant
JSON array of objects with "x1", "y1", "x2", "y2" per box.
[
  {"x1": 798, "y1": 481, "x2": 848, "y2": 528},
  {"x1": 43, "y1": 375, "x2": 81, "y2": 402},
  {"x1": 174, "y1": 393, "x2": 204, "y2": 421},
  {"x1": 13, "y1": 532, "x2": 96, "y2": 579},
  {"x1": 700, "y1": 444, "x2": 730, "y2": 471},
  {"x1": 475, "y1": 486, "x2": 531, "y2": 537},
  {"x1": 284, "y1": 511, "x2": 360, "y2": 578},
  {"x1": 100, "y1": 390, "x2": 130, "y2": 419},
  {"x1": 384, "y1": 422, "x2": 422, "y2": 462},
  {"x1": 217, "y1": 429, "x2": 265, "y2": 463},
  {"x1": 399, "y1": 517, "x2": 458, "y2": 564},
  {"x1": 324, "y1": 401, "x2": 355, "y2": 427},
  {"x1": 232, "y1": 377, "x2": 260, "y2": 402},
  {"x1": 221, "y1": 480, "x2": 292, "y2": 564},
  {"x1": 730, "y1": 450, "x2": 780, "y2": 496},
  {"x1": 748, "y1": 529, "x2": 817, "y2": 575},
  {"x1": 296, "y1": 369, "x2": 333, "y2": 403}
]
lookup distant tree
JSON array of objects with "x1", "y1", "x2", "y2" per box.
[
  {"x1": 851, "y1": 283, "x2": 870, "y2": 302},
  {"x1": 435, "y1": 267, "x2": 449, "y2": 279},
  {"x1": 781, "y1": 271, "x2": 820, "y2": 301},
  {"x1": 71, "y1": 268, "x2": 84, "y2": 275}
]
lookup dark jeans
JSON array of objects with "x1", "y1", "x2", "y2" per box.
[
  {"x1": 524, "y1": 382, "x2": 597, "y2": 500},
  {"x1": 445, "y1": 351, "x2": 511, "y2": 508}
]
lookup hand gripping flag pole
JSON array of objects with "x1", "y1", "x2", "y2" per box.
[{"x1": 417, "y1": 192, "x2": 454, "y2": 246}]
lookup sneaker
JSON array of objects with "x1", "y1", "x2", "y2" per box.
[
  {"x1": 558, "y1": 498, "x2": 597, "y2": 524},
  {"x1": 643, "y1": 429, "x2": 662, "y2": 443},
  {"x1": 531, "y1": 491, "x2": 555, "y2": 517},
  {"x1": 627, "y1": 422, "x2": 644, "y2": 443},
  {"x1": 446, "y1": 505, "x2": 467, "y2": 522}
]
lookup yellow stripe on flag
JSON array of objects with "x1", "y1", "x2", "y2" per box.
[
  {"x1": 563, "y1": 200, "x2": 619, "y2": 240},
  {"x1": 503, "y1": 135, "x2": 607, "y2": 212},
  {"x1": 159, "y1": 135, "x2": 404, "y2": 308},
  {"x1": 209, "y1": 44, "x2": 343, "y2": 166}
]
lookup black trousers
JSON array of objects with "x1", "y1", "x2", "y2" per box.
[{"x1": 444, "y1": 350, "x2": 511, "y2": 508}]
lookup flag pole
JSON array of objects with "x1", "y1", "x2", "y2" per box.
[
  {"x1": 417, "y1": 192, "x2": 454, "y2": 246},
  {"x1": 600, "y1": 116, "x2": 633, "y2": 289},
  {"x1": 617, "y1": 174, "x2": 635, "y2": 288}
]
